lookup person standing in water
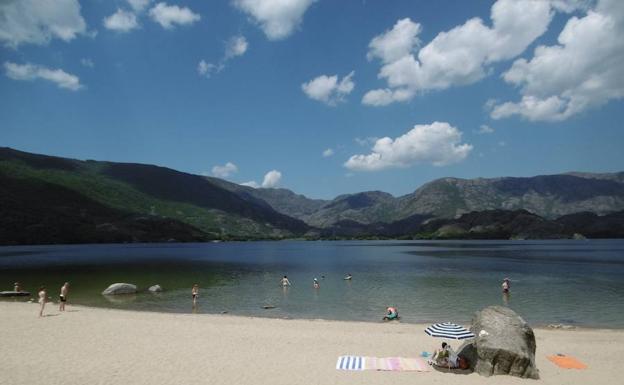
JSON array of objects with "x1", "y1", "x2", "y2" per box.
[
  {"x1": 14, "y1": 282, "x2": 22, "y2": 292},
  {"x1": 280, "y1": 275, "x2": 291, "y2": 287},
  {"x1": 313, "y1": 278, "x2": 320, "y2": 289},
  {"x1": 59, "y1": 282, "x2": 69, "y2": 311},
  {"x1": 37, "y1": 286, "x2": 47, "y2": 317},
  {"x1": 191, "y1": 284, "x2": 199, "y2": 306},
  {"x1": 502, "y1": 278, "x2": 511, "y2": 293}
]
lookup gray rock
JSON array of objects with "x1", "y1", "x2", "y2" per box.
[
  {"x1": 102, "y1": 283, "x2": 137, "y2": 295},
  {"x1": 148, "y1": 285, "x2": 163, "y2": 293},
  {"x1": 458, "y1": 306, "x2": 539, "y2": 379}
]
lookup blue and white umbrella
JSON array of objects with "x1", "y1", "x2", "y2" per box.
[{"x1": 425, "y1": 322, "x2": 475, "y2": 340}]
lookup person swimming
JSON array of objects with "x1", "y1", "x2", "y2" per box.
[
  {"x1": 280, "y1": 275, "x2": 291, "y2": 287},
  {"x1": 344, "y1": 273, "x2": 352, "y2": 280},
  {"x1": 383, "y1": 306, "x2": 399, "y2": 321},
  {"x1": 313, "y1": 278, "x2": 320, "y2": 289}
]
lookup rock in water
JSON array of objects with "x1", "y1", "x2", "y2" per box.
[
  {"x1": 102, "y1": 283, "x2": 137, "y2": 295},
  {"x1": 148, "y1": 285, "x2": 163, "y2": 293},
  {"x1": 458, "y1": 306, "x2": 539, "y2": 379}
]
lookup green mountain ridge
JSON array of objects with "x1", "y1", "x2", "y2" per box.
[{"x1": 2, "y1": 147, "x2": 624, "y2": 244}]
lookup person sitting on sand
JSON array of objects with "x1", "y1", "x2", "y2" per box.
[
  {"x1": 502, "y1": 278, "x2": 510, "y2": 293},
  {"x1": 431, "y1": 342, "x2": 459, "y2": 368},
  {"x1": 313, "y1": 278, "x2": 320, "y2": 289},
  {"x1": 280, "y1": 276, "x2": 291, "y2": 287},
  {"x1": 38, "y1": 286, "x2": 47, "y2": 317},
  {"x1": 344, "y1": 273, "x2": 352, "y2": 280},
  {"x1": 191, "y1": 284, "x2": 199, "y2": 305},
  {"x1": 383, "y1": 306, "x2": 399, "y2": 321},
  {"x1": 59, "y1": 282, "x2": 69, "y2": 311}
]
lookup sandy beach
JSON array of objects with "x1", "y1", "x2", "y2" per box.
[{"x1": 1, "y1": 302, "x2": 622, "y2": 385}]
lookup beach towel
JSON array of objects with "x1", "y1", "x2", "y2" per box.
[
  {"x1": 336, "y1": 356, "x2": 365, "y2": 371},
  {"x1": 336, "y1": 356, "x2": 430, "y2": 372},
  {"x1": 547, "y1": 355, "x2": 587, "y2": 369}
]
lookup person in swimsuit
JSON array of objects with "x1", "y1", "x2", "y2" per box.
[
  {"x1": 502, "y1": 278, "x2": 510, "y2": 293},
  {"x1": 280, "y1": 276, "x2": 291, "y2": 287},
  {"x1": 191, "y1": 284, "x2": 199, "y2": 306},
  {"x1": 383, "y1": 306, "x2": 399, "y2": 321},
  {"x1": 38, "y1": 286, "x2": 47, "y2": 317},
  {"x1": 344, "y1": 273, "x2": 352, "y2": 280},
  {"x1": 14, "y1": 282, "x2": 22, "y2": 292},
  {"x1": 313, "y1": 278, "x2": 320, "y2": 289},
  {"x1": 59, "y1": 282, "x2": 69, "y2": 311}
]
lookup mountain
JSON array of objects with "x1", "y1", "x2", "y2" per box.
[
  {"x1": 2, "y1": 146, "x2": 624, "y2": 244},
  {"x1": 0, "y1": 147, "x2": 309, "y2": 244}
]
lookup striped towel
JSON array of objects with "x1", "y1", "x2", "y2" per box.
[
  {"x1": 336, "y1": 356, "x2": 430, "y2": 372},
  {"x1": 336, "y1": 356, "x2": 366, "y2": 371}
]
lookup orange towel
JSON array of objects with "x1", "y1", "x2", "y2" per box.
[{"x1": 547, "y1": 355, "x2": 587, "y2": 369}]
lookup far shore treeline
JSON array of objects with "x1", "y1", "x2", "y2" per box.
[{"x1": 1, "y1": 147, "x2": 624, "y2": 245}]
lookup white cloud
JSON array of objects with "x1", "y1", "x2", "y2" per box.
[
  {"x1": 225, "y1": 35, "x2": 249, "y2": 59},
  {"x1": 477, "y1": 124, "x2": 495, "y2": 134},
  {"x1": 363, "y1": 0, "x2": 578, "y2": 106},
  {"x1": 80, "y1": 58, "x2": 94, "y2": 68},
  {"x1": 234, "y1": 0, "x2": 316, "y2": 40},
  {"x1": 344, "y1": 122, "x2": 472, "y2": 171},
  {"x1": 301, "y1": 71, "x2": 355, "y2": 106},
  {"x1": 241, "y1": 181, "x2": 260, "y2": 188},
  {"x1": 262, "y1": 170, "x2": 282, "y2": 188},
  {"x1": 490, "y1": 0, "x2": 624, "y2": 121},
  {"x1": 0, "y1": 0, "x2": 87, "y2": 48},
  {"x1": 128, "y1": 0, "x2": 152, "y2": 12},
  {"x1": 4, "y1": 62, "x2": 83, "y2": 91},
  {"x1": 198, "y1": 35, "x2": 249, "y2": 78},
  {"x1": 355, "y1": 137, "x2": 379, "y2": 146},
  {"x1": 322, "y1": 148, "x2": 334, "y2": 157},
  {"x1": 211, "y1": 162, "x2": 239, "y2": 178},
  {"x1": 103, "y1": 9, "x2": 139, "y2": 32},
  {"x1": 148, "y1": 2, "x2": 200, "y2": 29}
]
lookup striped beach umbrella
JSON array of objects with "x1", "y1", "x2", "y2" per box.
[{"x1": 424, "y1": 322, "x2": 475, "y2": 340}]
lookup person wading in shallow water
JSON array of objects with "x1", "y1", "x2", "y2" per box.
[
  {"x1": 502, "y1": 278, "x2": 511, "y2": 294},
  {"x1": 59, "y1": 282, "x2": 69, "y2": 311},
  {"x1": 192, "y1": 284, "x2": 199, "y2": 306}
]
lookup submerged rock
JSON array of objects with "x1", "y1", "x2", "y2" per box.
[
  {"x1": 102, "y1": 283, "x2": 137, "y2": 295},
  {"x1": 458, "y1": 306, "x2": 539, "y2": 379},
  {"x1": 148, "y1": 285, "x2": 163, "y2": 293}
]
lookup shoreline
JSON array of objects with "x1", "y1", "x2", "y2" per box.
[
  {"x1": 2, "y1": 301, "x2": 623, "y2": 385},
  {"x1": 6, "y1": 298, "x2": 622, "y2": 331}
]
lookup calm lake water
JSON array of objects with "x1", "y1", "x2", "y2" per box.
[{"x1": 1, "y1": 240, "x2": 624, "y2": 328}]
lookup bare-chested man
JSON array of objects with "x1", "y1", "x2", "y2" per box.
[{"x1": 59, "y1": 282, "x2": 69, "y2": 311}]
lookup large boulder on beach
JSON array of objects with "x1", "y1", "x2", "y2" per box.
[
  {"x1": 458, "y1": 306, "x2": 539, "y2": 379},
  {"x1": 148, "y1": 284, "x2": 163, "y2": 293},
  {"x1": 102, "y1": 283, "x2": 137, "y2": 295}
]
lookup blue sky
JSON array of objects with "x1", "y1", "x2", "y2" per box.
[{"x1": 1, "y1": 0, "x2": 623, "y2": 199}]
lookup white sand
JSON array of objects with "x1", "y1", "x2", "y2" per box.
[{"x1": 1, "y1": 302, "x2": 622, "y2": 385}]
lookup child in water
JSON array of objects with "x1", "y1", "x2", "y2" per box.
[
  {"x1": 383, "y1": 306, "x2": 399, "y2": 321},
  {"x1": 502, "y1": 278, "x2": 510, "y2": 293},
  {"x1": 313, "y1": 278, "x2": 320, "y2": 289}
]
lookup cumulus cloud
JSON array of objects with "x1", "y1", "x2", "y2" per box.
[
  {"x1": 234, "y1": 0, "x2": 316, "y2": 40},
  {"x1": 490, "y1": 0, "x2": 624, "y2": 121},
  {"x1": 363, "y1": 0, "x2": 581, "y2": 106},
  {"x1": 262, "y1": 170, "x2": 282, "y2": 188},
  {"x1": 240, "y1": 180, "x2": 260, "y2": 188},
  {"x1": 322, "y1": 148, "x2": 334, "y2": 157},
  {"x1": 198, "y1": 35, "x2": 248, "y2": 78},
  {"x1": 149, "y1": 2, "x2": 200, "y2": 29},
  {"x1": 477, "y1": 124, "x2": 495, "y2": 134},
  {"x1": 240, "y1": 169, "x2": 283, "y2": 188},
  {"x1": 103, "y1": 9, "x2": 139, "y2": 32},
  {"x1": 4, "y1": 62, "x2": 83, "y2": 91},
  {"x1": 0, "y1": 0, "x2": 87, "y2": 48},
  {"x1": 344, "y1": 122, "x2": 472, "y2": 171},
  {"x1": 211, "y1": 162, "x2": 239, "y2": 178},
  {"x1": 128, "y1": 0, "x2": 152, "y2": 12},
  {"x1": 301, "y1": 71, "x2": 355, "y2": 106}
]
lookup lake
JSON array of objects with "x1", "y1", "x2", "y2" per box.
[{"x1": 1, "y1": 240, "x2": 623, "y2": 328}]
